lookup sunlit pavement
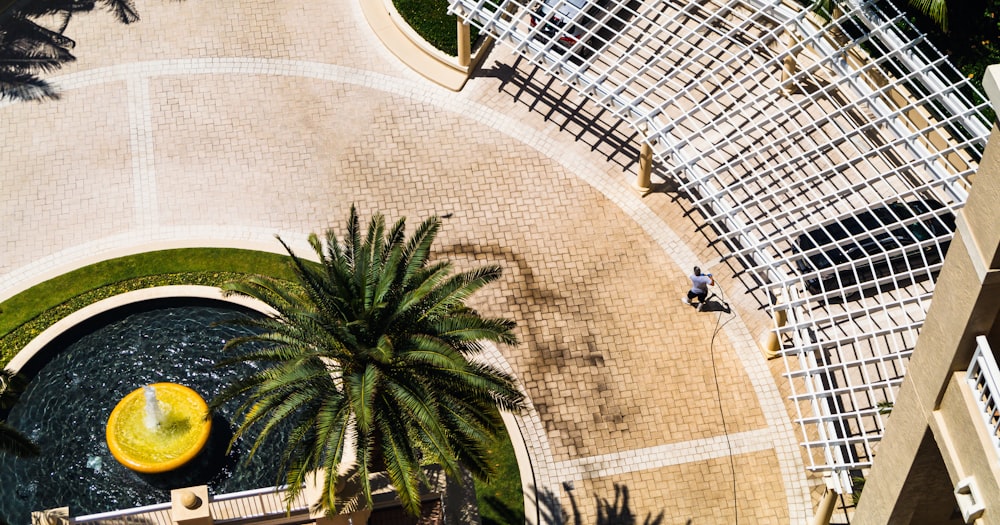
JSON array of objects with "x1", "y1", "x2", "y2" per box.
[{"x1": 0, "y1": 1, "x2": 819, "y2": 522}]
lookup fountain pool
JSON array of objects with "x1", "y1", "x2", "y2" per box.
[{"x1": 0, "y1": 299, "x2": 290, "y2": 523}]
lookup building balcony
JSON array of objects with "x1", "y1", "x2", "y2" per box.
[{"x1": 967, "y1": 335, "x2": 1000, "y2": 463}]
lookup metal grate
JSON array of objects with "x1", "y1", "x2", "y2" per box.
[{"x1": 451, "y1": 0, "x2": 991, "y2": 490}]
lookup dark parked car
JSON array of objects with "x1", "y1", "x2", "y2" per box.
[
  {"x1": 795, "y1": 200, "x2": 957, "y2": 295},
  {"x1": 530, "y1": 0, "x2": 597, "y2": 48}
]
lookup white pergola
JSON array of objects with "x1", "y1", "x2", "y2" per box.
[{"x1": 450, "y1": 0, "x2": 992, "y2": 491}]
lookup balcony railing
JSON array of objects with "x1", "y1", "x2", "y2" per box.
[
  {"x1": 69, "y1": 501, "x2": 173, "y2": 525},
  {"x1": 966, "y1": 335, "x2": 1000, "y2": 460},
  {"x1": 69, "y1": 486, "x2": 310, "y2": 525}
]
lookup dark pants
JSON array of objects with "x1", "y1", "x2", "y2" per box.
[{"x1": 687, "y1": 290, "x2": 707, "y2": 303}]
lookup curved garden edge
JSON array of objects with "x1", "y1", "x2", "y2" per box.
[
  {"x1": 0, "y1": 247, "x2": 300, "y2": 364},
  {"x1": 1, "y1": 252, "x2": 531, "y2": 524},
  {"x1": 358, "y1": 0, "x2": 493, "y2": 91},
  {"x1": 5, "y1": 286, "x2": 263, "y2": 373}
]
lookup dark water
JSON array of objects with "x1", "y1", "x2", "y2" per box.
[{"x1": 0, "y1": 300, "x2": 289, "y2": 524}]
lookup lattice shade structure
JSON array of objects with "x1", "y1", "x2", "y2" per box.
[{"x1": 451, "y1": 0, "x2": 992, "y2": 490}]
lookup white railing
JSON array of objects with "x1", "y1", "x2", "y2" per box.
[
  {"x1": 70, "y1": 501, "x2": 173, "y2": 525},
  {"x1": 967, "y1": 335, "x2": 1000, "y2": 461},
  {"x1": 69, "y1": 486, "x2": 309, "y2": 525},
  {"x1": 210, "y1": 486, "x2": 309, "y2": 524}
]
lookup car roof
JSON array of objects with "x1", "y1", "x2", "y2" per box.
[
  {"x1": 542, "y1": 0, "x2": 589, "y2": 19},
  {"x1": 796, "y1": 200, "x2": 950, "y2": 250}
]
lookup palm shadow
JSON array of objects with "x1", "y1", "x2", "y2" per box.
[{"x1": 535, "y1": 483, "x2": 668, "y2": 525}]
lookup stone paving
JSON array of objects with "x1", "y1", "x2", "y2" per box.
[{"x1": 0, "y1": 0, "x2": 823, "y2": 523}]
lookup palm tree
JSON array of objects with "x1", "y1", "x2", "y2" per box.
[
  {"x1": 812, "y1": 0, "x2": 949, "y2": 32},
  {"x1": 212, "y1": 206, "x2": 526, "y2": 517},
  {"x1": 0, "y1": 368, "x2": 40, "y2": 458},
  {"x1": 907, "y1": 0, "x2": 947, "y2": 32}
]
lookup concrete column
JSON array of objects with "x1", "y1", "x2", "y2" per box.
[
  {"x1": 808, "y1": 488, "x2": 838, "y2": 525},
  {"x1": 171, "y1": 486, "x2": 212, "y2": 525},
  {"x1": 633, "y1": 124, "x2": 653, "y2": 194},
  {"x1": 779, "y1": 31, "x2": 797, "y2": 97},
  {"x1": 759, "y1": 289, "x2": 787, "y2": 359},
  {"x1": 457, "y1": 20, "x2": 471, "y2": 68}
]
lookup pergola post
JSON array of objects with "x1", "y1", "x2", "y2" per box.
[
  {"x1": 779, "y1": 30, "x2": 797, "y2": 97},
  {"x1": 759, "y1": 289, "x2": 787, "y2": 359},
  {"x1": 808, "y1": 476, "x2": 840, "y2": 525},
  {"x1": 457, "y1": 19, "x2": 471, "y2": 68},
  {"x1": 633, "y1": 124, "x2": 653, "y2": 194}
]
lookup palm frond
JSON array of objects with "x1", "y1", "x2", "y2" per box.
[
  {"x1": 400, "y1": 215, "x2": 440, "y2": 283},
  {"x1": 216, "y1": 208, "x2": 522, "y2": 517},
  {"x1": 0, "y1": 69, "x2": 48, "y2": 102},
  {"x1": 98, "y1": 0, "x2": 138, "y2": 24},
  {"x1": 377, "y1": 416, "x2": 424, "y2": 516},
  {"x1": 382, "y1": 381, "x2": 458, "y2": 474},
  {"x1": 432, "y1": 314, "x2": 518, "y2": 346},
  {"x1": 347, "y1": 364, "x2": 378, "y2": 432},
  {"x1": 908, "y1": 0, "x2": 947, "y2": 31}
]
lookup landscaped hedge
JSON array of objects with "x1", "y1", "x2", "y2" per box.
[
  {"x1": 0, "y1": 272, "x2": 251, "y2": 364},
  {"x1": 393, "y1": 0, "x2": 478, "y2": 56}
]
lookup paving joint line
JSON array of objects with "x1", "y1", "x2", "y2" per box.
[{"x1": 125, "y1": 75, "x2": 158, "y2": 227}]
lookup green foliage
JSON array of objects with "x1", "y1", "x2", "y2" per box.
[
  {"x1": 212, "y1": 207, "x2": 525, "y2": 516},
  {"x1": 852, "y1": 475, "x2": 866, "y2": 505},
  {"x1": 0, "y1": 249, "x2": 298, "y2": 365},
  {"x1": 905, "y1": 1, "x2": 1000, "y2": 86},
  {"x1": 907, "y1": 0, "x2": 947, "y2": 32},
  {"x1": 475, "y1": 428, "x2": 524, "y2": 525},
  {"x1": 392, "y1": 0, "x2": 478, "y2": 56},
  {"x1": 0, "y1": 271, "x2": 271, "y2": 364}
]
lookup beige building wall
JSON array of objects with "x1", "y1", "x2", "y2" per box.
[{"x1": 853, "y1": 64, "x2": 1000, "y2": 524}]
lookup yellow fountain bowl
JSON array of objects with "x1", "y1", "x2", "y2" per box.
[{"x1": 106, "y1": 383, "x2": 212, "y2": 474}]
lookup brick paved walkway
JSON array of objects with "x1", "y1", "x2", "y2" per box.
[{"x1": 0, "y1": 1, "x2": 819, "y2": 523}]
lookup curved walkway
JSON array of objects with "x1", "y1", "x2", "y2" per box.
[{"x1": 0, "y1": 1, "x2": 815, "y2": 523}]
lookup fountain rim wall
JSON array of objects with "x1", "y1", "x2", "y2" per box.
[
  {"x1": 6, "y1": 285, "x2": 276, "y2": 375},
  {"x1": 4, "y1": 285, "x2": 539, "y2": 523}
]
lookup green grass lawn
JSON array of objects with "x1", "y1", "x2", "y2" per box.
[
  {"x1": 0, "y1": 249, "x2": 297, "y2": 363},
  {"x1": 0, "y1": 249, "x2": 294, "y2": 336},
  {"x1": 475, "y1": 424, "x2": 525, "y2": 525}
]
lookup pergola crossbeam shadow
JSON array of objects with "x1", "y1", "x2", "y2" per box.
[{"x1": 451, "y1": 0, "x2": 991, "y2": 491}]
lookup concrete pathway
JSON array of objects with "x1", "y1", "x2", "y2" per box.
[{"x1": 0, "y1": 0, "x2": 818, "y2": 523}]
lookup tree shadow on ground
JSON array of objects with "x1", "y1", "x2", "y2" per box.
[{"x1": 534, "y1": 483, "x2": 669, "y2": 525}]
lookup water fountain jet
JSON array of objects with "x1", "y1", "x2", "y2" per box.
[
  {"x1": 106, "y1": 383, "x2": 212, "y2": 474},
  {"x1": 143, "y1": 385, "x2": 166, "y2": 430}
]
